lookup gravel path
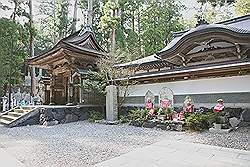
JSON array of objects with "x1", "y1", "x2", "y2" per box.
[{"x1": 0, "y1": 121, "x2": 249, "y2": 167}]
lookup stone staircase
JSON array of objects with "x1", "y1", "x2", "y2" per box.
[{"x1": 0, "y1": 106, "x2": 38, "y2": 127}]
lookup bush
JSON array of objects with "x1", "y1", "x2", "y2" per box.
[
  {"x1": 128, "y1": 109, "x2": 149, "y2": 121},
  {"x1": 118, "y1": 115, "x2": 130, "y2": 123},
  {"x1": 185, "y1": 111, "x2": 222, "y2": 131},
  {"x1": 185, "y1": 113, "x2": 209, "y2": 131},
  {"x1": 157, "y1": 107, "x2": 173, "y2": 115},
  {"x1": 88, "y1": 111, "x2": 104, "y2": 122}
]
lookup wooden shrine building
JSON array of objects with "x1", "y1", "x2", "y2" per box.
[
  {"x1": 28, "y1": 27, "x2": 106, "y2": 105},
  {"x1": 116, "y1": 14, "x2": 250, "y2": 108}
]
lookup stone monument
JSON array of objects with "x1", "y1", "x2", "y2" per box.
[{"x1": 106, "y1": 85, "x2": 118, "y2": 121}]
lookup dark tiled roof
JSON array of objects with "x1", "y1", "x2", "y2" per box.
[
  {"x1": 118, "y1": 59, "x2": 250, "y2": 80},
  {"x1": 31, "y1": 26, "x2": 106, "y2": 60},
  {"x1": 172, "y1": 14, "x2": 250, "y2": 38},
  {"x1": 158, "y1": 24, "x2": 250, "y2": 55}
]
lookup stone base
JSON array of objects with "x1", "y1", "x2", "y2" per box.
[
  {"x1": 95, "y1": 120, "x2": 119, "y2": 125},
  {"x1": 209, "y1": 128, "x2": 232, "y2": 133}
]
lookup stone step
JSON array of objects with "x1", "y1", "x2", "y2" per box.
[
  {"x1": 13, "y1": 109, "x2": 30, "y2": 113},
  {"x1": 20, "y1": 106, "x2": 35, "y2": 110},
  {"x1": 8, "y1": 112, "x2": 23, "y2": 117},
  {"x1": 0, "y1": 115, "x2": 16, "y2": 122},
  {"x1": 0, "y1": 118, "x2": 12, "y2": 125}
]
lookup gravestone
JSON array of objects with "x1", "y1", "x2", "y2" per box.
[{"x1": 159, "y1": 87, "x2": 174, "y2": 109}]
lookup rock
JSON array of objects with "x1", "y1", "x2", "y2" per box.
[
  {"x1": 225, "y1": 108, "x2": 243, "y2": 118},
  {"x1": 78, "y1": 111, "x2": 90, "y2": 121},
  {"x1": 43, "y1": 120, "x2": 59, "y2": 126},
  {"x1": 241, "y1": 109, "x2": 250, "y2": 122},
  {"x1": 44, "y1": 108, "x2": 54, "y2": 121},
  {"x1": 52, "y1": 108, "x2": 65, "y2": 121},
  {"x1": 142, "y1": 121, "x2": 157, "y2": 128},
  {"x1": 129, "y1": 120, "x2": 143, "y2": 127},
  {"x1": 229, "y1": 117, "x2": 241, "y2": 128},
  {"x1": 156, "y1": 124, "x2": 167, "y2": 130},
  {"x1": 65, "y1": 114, "x2": 79, "y2": 123},
  {"x1": 72, "y1": 108, "x2": 80, "y2": 116},
  {"x1": 176, "y1": 124, "x2": 183, "y2": 131}
]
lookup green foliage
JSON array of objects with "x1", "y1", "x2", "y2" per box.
[
  {"x1": 56, "y1": 0, "x2": 71, "y2": 39},
  {"x1": 235, "y1": 0, "x2": 250, "y2": 16},
  {"x1": 128, "y1": 108, "x2": 149, "y2": 121},
  {"x1": 118, "y1": 115, "x2": 130, "y2": 123},
  {"x1": 81, "y1": 71, "x2": 107, "y2": 96},
  {"x1": 88, "y1": 111, "x2": 104, "y2": 122},
  {"x1": 38, "y1": 0, "x2": 71, "y2": 44},
  {"x1": 140, "y1": 0, "x2": 185, "y2": 56},
  {"x1": 185, "y1": 111, "x2": 224, "y2": 131},
  {"x1": 0, "y1": 18, "x2": 28, "y2": 94},
  {"x1": 197, "y1": 0, "x2": 235, "y2": 7},
  {"x1": 185, "y1": 113, "x2": 209, "y2": 131},
  {"x1": 195, "y1": 0, "x2": 236, "y2": 23},
  {"x1": 157, "y1": 107, "x2": 173, "y2": 115}
]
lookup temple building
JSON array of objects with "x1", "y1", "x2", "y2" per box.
[
  {"x1": 117, "y1": 14, "x2": 250, "y2": 108},
  {"x1": 28, "y1": 27, "x2": 106, "y2": 105}
]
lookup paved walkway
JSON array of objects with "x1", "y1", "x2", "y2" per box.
[
  {"x1": 0, "y1": 148, "x2": 25, "y2": 167},
  {"x1": 93, "y1": 140, "x2": 250, "y2": 167}
]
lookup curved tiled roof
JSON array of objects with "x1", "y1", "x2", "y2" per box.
[{"x1": 158, "y1": 24, "x2": 250, "y2": 56}]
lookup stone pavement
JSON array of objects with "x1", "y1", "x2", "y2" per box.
[
  {"x1": 0, "y1": 148, "x2": 25, "y2": 167},
  {"x1": 93, "y1": 140, "x2": 250, "y2": 167}
]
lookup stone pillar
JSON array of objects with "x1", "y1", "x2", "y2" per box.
[{"x1": 106, "y1": 85, "x2": 118, "y2": 121}]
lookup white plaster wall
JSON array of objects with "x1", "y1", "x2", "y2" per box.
[{"x1": 119, "y1": 75, "x2": 250, "y2": 97}]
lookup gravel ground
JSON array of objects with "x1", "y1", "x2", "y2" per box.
[{"x1": 0, "y1": 121, "x2": 249, "y2": 167}]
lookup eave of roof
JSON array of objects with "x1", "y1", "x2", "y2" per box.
[
  {"x1": 117, "y1": 59, "x2": 250, "y2": 81},
  {"x1": 114, "y1": 54, "x2": 161, "y2": 68}
]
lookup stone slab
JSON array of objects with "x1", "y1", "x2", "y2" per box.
[
  {"x1": 0, "y1": 148, "x2": 26, "y2": 167},
  {"x1": 209, "y1": 128, "x2": 232, "y2": 133},
  {"x1": 93, "y1": 140, "x2": 250, "y2": 167}
]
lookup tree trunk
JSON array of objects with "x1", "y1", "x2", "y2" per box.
[
  {"x1": 87, "y1": 0, "x2": 93, "y2": 27},
  {"x1": 11, "y1": 0, "x2": 17, "y2": 21},
  {"x1": 137, "y1": 8, "x2": 142, "y2": 55},
  {"x1": 111, "y1": 8, "x2": 117, "y2": 53},
  {"x1": 29, "y1": 0, "x2": 36, "y2": 97},
  {"x1": 53, "y1": 0, "x2": 57, "y2": 44},
  {"x1": 8, "y1": 82, "x2": 11, "y2": 110},
  {"x1": 72, "y1": 0, "x2": 78, "y2": 33}
]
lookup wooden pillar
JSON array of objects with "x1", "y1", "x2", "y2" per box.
[
  {"x1": 67, "y1": 75, "x2": 73, "y2": 105},
  {"x1": 49, "y1": 74, "x2": 55, "y2": 105},
  {"x1": 79, "y1": 77, "x2": 82, "y2": 104}
]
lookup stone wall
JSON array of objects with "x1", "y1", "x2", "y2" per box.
[{"x1": 16, "y1": 106, "x2": 105, "y2": 127}]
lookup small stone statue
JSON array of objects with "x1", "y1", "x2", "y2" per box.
[
  {"x1": 183, "y1": 96, "x2": 194, "y2": 113},
  {"x1": 160, "y1": 98, "x2": 171, "y2": 109},
  {"x1": 146, "y1": 99, "x2": 153, "y2": 110},
  {"x1": 214, "y1": 99, "x2": 225, "y2": 113}
]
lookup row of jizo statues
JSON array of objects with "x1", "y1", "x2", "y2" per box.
[
  {"x1": 144, "y1": 88, "x2": 224, "y2": 121},
  {"x1": 1, "y1": 88, "x2": 43, "y2": 111}
]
